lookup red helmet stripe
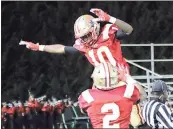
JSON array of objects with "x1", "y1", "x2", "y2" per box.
[
  {"x1": 76, "y1": 18, "x2": 80, "y2": 34},
  {"x1": 107, "y1": 63, "x2": 111, "y2": 87},
  {"x1": 102, "y1": 63, "x2": 110, "y2": 88}
]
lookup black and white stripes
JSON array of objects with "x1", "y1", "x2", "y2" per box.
[{"x1": 142, "y1": 100, "x2": 173, "y2": 128}]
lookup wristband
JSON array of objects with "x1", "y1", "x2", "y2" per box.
[
  {"x1": 109, "y1": 16, "x2": 117, "y2": 23},
  {"x1": 39, "y1": 45, "x2": 45, "y2": 51}
]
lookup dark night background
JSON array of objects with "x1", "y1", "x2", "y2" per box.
[{"x1": 1, "y1": 1, "x2": 173, "y2": 102}]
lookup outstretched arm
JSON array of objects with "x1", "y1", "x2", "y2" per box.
[
  {"x1": 19, "y1": 41, "x2": 80, "y2": 55},
  {"x1": 42, "y1": 44, "x2": 66, "y2": 54}
]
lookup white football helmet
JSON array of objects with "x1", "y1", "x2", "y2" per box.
[
  {"x1": 74, "y1": 15, "x2": 100, "y2": 46},
  {"x1": 91, "y1": 62, "x2": 118, "y2": 90}
]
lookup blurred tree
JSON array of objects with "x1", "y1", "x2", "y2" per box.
[{"x1": 1, "y1": 1, "x2": 173, "y2": 101}]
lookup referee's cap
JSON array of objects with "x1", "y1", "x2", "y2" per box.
[{"x1": 152, "y1": 80, "x2": 170, "y2": 93}]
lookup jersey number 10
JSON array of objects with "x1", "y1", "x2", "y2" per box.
[{"x1": 88, "y1": 46, "x2": 116, "y2": 66}]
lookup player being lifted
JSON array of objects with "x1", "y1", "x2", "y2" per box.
[
  {"x1": 19, "y1": 8, "x2": 132, "y2": 73},
  {"x1": 20, "y1": 8, "x2": 146, "y2": 127},
  {"x1": 78, "y1": 62, "x2": 142, "y2": 128}
]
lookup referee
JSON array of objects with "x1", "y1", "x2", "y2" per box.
[{"x1": 142, "y1": 80, "x2": 173, "y2": 128}]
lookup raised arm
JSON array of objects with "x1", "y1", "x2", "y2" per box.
[
  {"x1": 117, "y1": 65, "x2": 147, "y2": 102},
  {"x1": 133, "y1": 82, "x2": 147, "y2": 102},
  {"x1": 90, "y1": 8, "x2": 133, "y2": 35},
  {"x1": 114, "y1": 19, "x2": 133, "y2": 35}
]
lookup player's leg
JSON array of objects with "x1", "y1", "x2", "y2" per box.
[{"x1": 130, "y1": 104, "x2": 144, "y2": 128}]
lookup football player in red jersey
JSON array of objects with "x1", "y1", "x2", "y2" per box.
[
  {"x1": 78, "y1": 62, "x2": 141, "y2": 128},
  {"x1": 19, "y1": 8, "x2": 145, "y2": 127},
  {"x1": 19, "y1": 8, "x2": 132, "y2": 74}
]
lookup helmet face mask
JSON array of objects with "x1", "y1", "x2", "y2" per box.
[
  {"x1": 81, "y1": 32, "x2": 93, "y2": 43},
  {"x1": 74, "y1": 15, "x2": 100, "y2": 47}
]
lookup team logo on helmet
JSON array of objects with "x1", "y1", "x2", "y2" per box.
[{"x1": 74, "y1": 15, "x2": 100, "y2": 46}]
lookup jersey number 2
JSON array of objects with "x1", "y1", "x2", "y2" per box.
[{"x1": 101, "y1": 103, "x2": 120, "y2": 128}]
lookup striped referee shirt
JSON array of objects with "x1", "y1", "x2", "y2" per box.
[{"x1": 142, "y1": 100, "x2": 173, "y2": 128}]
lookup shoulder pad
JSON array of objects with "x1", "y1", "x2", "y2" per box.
[
  {"x1": 102, "y1": 24, "x2": 112, "y2": 40},
  {"x1": 78, "y1": 89, "x2": 94, "y2": 109},
  {"x1": 81, "y1": 89, "x2": 94, "y2": 104}
]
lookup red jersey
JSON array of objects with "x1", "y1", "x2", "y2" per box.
[
  {"x1": 42, "y1": 104, "x2": 51, "y2": 112},
  {"x1": 28, "y1": 100, "x2": 40, "y2": 108},
  {"x1": 78, "y1": 84, "x2": 140, "y2": 128},
  {"x1": 7, "y1": 107, "x2": 16, "y2": 115},
  {"x1": 17, "y1": 105, "x2": 25, "y2": 116},
  {"x1": 1, "y1": 106, "x2": 7, "y2": 119},
  {"x1": 55, "y1": 102, "x2": 64, "y2": 114},
  {"x1": 73, "y1": 24, "x2": 129, "y2": 73},
  {"x1": 2, "y1": 106, "x2": 7, "y2": 113},
  {"x1": 25, "y1": 107, "x2": 30, "y2": 114}
]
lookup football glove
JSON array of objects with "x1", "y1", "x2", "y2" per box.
[
  {"x1": 90, "y1": 8, "x2": 116, "y2": 23},
  {"x1": 19, "y1": 40, "x2": 45, "y2": 51}
]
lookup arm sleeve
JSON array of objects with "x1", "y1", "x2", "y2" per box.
[
  {"x1": 108, "y1": 24, "x2": 128, "y2": 40},
  {"x1": 156, "y1": 105, "x2": 173, "y2": 128},
  {"x1": 116, "y1": 29, "x2": 128, "y2": 40},
  {"x1": 64, "y1": 46, "x2": 81, "y2": 55},
  {"x1": 114, "y1": 18, "x2": 133, "y2": 35}
]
